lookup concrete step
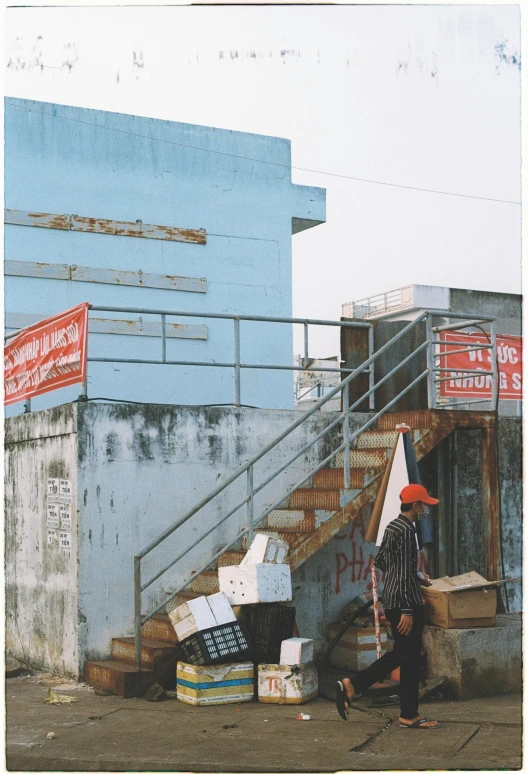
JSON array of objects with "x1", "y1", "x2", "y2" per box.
[
  {"x1": 188, "y1": 571, "x2": 220, "y2": 595},
  {"x1": 141, "y1": 614, "x2": 178, "y2": 644},
  {"x1": 333, "y1": 448, "x2": 387, "y2": 469},
  {"x1": 217, "y1": 550, "x2": 246, "y2": 567},
  {"x1": 312, "y1": 467, "x2": 366, "y2": 489},
  {"x1": 83, "y1": 657, "x2": 177, "y2": 698},
  {"x1": 289, "y1": 488, "x2": 341, "y2": 511},
  {"x1": 266, "y1": 509, "x2": 315, "y2": 532},
  {"x1": 111, "y1": 637, "x2": 177, "y2": 669}
]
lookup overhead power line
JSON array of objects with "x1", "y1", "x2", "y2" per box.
[{"x1": 5, "y1": 100, "x2": 521, "y2": 205}]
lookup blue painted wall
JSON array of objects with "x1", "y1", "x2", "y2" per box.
[{"x1": 4, "y1": 98, "x2": 325, "y2": 414}]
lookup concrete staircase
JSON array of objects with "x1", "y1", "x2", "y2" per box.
[{"x1": 83, "y1": 409, "x2": 493, "y2": 697}]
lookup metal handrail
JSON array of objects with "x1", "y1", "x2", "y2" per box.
[{"x1": 128, "y1": 309, "x2": 497, "y2": 668}]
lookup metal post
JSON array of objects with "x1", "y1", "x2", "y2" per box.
[
  {"x1": 482, "y1": 427, "x2": 500, "y2": 581},
  {"x1": 247, "y1": 465, "x2": 254, "y2": 544},
  {"x1": 490, "y1": 319, "x2": 498, "y2": 411},
  {"x1": 161, "y1": 313, "x2": 167, "y2": 363},
  {"x1": 425, "y1": 314, "x2": 436, "y2": 409},
  {"x1": 303, "y1": 323, "x2": 309, "y2": 365},
  {"x1": 23, "y1": 398, "x2": 32, "y2": 413},
  {"x1": 368, "y1": 325, "x2": 375, "y2": 411},
  {"x1": 134, "y1": 556, "x2": 142, "y2": 671},
  {"x1": 343, "y1": 382, "x2": 351, "y2": 489},
  {"x1": 234, "y1": 318, "x2": 241, "y2": 407}
]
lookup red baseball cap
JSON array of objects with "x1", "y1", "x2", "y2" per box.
[{"x1": 400, "y1": 483, "x2": 439, "y2": 505}]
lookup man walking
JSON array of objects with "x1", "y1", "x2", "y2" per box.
[{"x1": 336, "y1": 483, "x2": 441, "y2": 730}]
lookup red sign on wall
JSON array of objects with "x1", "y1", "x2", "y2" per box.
[
  {"x1": 4, "y1": 303, "x2": 89, "y2": 406},
  {"x1": 439, "y1": 331, "x2": 522, "y2": 400}
]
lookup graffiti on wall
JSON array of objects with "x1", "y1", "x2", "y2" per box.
[{"x1": 333, "y1": 509, "x2": 430, "y2": 594}]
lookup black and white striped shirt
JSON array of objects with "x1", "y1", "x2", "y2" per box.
[{"x1": 374, "y1": 514, "x2": 423, "y2": 614}]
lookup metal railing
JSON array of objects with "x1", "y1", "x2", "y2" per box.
[
  {"x1": 342, "y1": 286, "x2": 413, "y2": 320},
  {"x1": 131, "y1": 310, "x2": 498, "y2": 668},
  {"x1": 12, "y1": 305, "x2": 375, "y2": 410}
]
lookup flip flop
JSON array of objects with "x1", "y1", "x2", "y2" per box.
[
  {"x1": 335, "y1": 680, "x2": 352, "y2": 721},
  {"x1": 399, "y1": 717, "x2": 441, "y2": 730}
]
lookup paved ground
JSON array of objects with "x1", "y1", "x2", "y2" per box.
[{"x1": 6, "y1": 670, "x2": 523, "y2": 772}]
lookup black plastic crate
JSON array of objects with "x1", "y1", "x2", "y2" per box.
[
  {"x1": 178, "y1": 621, "x2": 252, "y2": 667},
  {"x1": 252, "y1": 604, "x2": 296, "y2": 663}
]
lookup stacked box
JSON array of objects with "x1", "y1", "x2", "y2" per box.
[
  {"x1": 327, "y1": 623, "x2": 388, "y2": 671},
  {"x1": 177, "y1": 661, "x2": 254, "y2": 705},
  {"x1": 218, "y1": 563, "x2": 292, "y2": 605},
  {"x1": 241, "y1": 534, "x2": 289, "y2": 565},
  {"x1": 257, "y1": 662, "x2": 318, "y2": 704},
  {"x1": 280, "y1": 638, "x2": 313, "y2": 666},
  {"x1": 252, "y1": 604, "x2": 296, "y2": 663},
  {"x1": 168, "y1": 592, "x2": 236, "y2": 642},
  {"x1": 178, "y1": 620, "x2": 252, "y2": 667}
]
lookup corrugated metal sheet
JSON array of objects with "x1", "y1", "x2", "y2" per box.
[
  {"x1": 5, "y1": 313, "x2": 208, "y2": 341},
  {"x1": 5, "y1": 208, "x2": 207, "y2": 245},
  {"x1": 5, "y1": 260, "x2": 207, "y2": 294}
]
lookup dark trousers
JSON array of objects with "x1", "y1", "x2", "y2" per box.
[{"x1": 351, "y1": 607, "x2": 424, "y2": 720}]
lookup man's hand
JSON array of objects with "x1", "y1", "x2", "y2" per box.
[
  {"x1": 397, "y1": 613, "x2": 413, "y2": 636},
  {"x1": 418, "y1": 572, "x2": 432, "y2": 587}
]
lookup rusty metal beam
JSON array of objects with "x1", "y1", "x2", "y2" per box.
[
  {"x1": 5, "y1": 208, "x2": 207, "y2": 245},
  {"x1": 481, "y1": 426, "x2": 501, "y2": 582}
]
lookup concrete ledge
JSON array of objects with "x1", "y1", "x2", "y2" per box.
[{"x1": 423, "y1": 613, "x2": 522, "y2": 699}]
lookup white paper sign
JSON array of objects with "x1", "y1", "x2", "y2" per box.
[
  {"x1": 59, "y1": 532, "x2": 72, "y2": 552},
  {"x1": 59, "y1": 504, "x2": 72, "y2": 530},
  {"x1": 47, "y1": 529, "x2": 57, "y2": 546},
  {"x1": 59, "y1": 479, "x2": 72, "y2": 503},
  {"x1": 47, "y1": 478, "x2": 60, "y2": 503},
  {"x1": 46, "y1": 503, "x2": 60, "y2": 529}
]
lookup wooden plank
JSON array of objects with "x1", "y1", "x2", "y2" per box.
[
  {"x1": 4, "y1": 259, "x2": 69, "y2": 280},
  {"x1": 5, "y1": 314, "x2": 208, "y2": 341},
  {"x1": 5, "y1": 260, "x2": 206, "y2": 294},
  {"x1": 5, "y1": 208, "x2": 207, "y2": 245}
]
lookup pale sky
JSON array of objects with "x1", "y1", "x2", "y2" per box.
[{"x1": 3, "y1": 2, "x2": 522, "y2": 357}]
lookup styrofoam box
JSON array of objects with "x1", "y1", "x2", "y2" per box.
[
  {"x1": 218, "y1": 563, "x2": 292, "y2": 605},
  {"x1": 280, "y1": 637, "x2": 314, "y2": 666},
  {"x1": 177, "y1": 661, "x2": 254, "y2": 705},
  {"x1": 241, "y1": 534, "x2": 289, "y2": 566},
  {"x1": 257, "y1": 662, "x2": 318, "y2": 704},
  {"x1": 168, "y1": 596, "x2": 217, "y2": 642},
  {"x1": 207, "y1": 592, "x2": 237, "y2": 625}
]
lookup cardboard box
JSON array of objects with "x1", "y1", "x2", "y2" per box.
[
  {"x1": 257, "y1": 662, "x2": 318, "y2": 704},
  {"x1": 327, "y1": 623, "x2": 388, "y2": 671},
  {"x1": 241, "y1": 534, "x2": 289, "y2": 565},
  {"x1": 218, "y1": 563, "x2": 292, "y2": 605},
  {"x1": 279, "y1": 638, "x2": 314, "y2": 666},
  {"x1": 177, "y1": 661, "x2": 254, "y2": 705},
  {"x1": 168, "y1": 596, "x2": 217, "y2": 642},
  {"x1": 207, "y1": 592, "x2": 237, "y2": 625},
  {"x1": 422, "y1": 572, "x2": 498, "y2": 629}
]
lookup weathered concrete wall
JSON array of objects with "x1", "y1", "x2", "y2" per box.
[
  {"x1": 423, "y1": 613, "x2": 522, "y2": 698},
  {"x1": 5, "y1": 405, "x2": 79, "y2": 676},
  {"x1": 75, "y1": 401, "x2": 357, "y2": 663},
  {"x1": 5, "y1": 97, "x2": 326, "y2": 415}
]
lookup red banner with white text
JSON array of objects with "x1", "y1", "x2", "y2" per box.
[
  {"x1": 439, "y1": 331, "x2": 522, "y2": 400},
  {"x1": 4, "y1": 303, "x2": 89, "y2": 406}
]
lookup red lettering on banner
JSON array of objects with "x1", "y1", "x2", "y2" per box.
[
  {"x1": 4, "y1": 303, "x2": 89, "y2": 406},
  {"x1": 439, "y1": 331, "x2": 522, "y2": 400}
]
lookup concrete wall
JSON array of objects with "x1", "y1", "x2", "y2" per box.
[
  {"x1": 5, "y1": 405, "x2": 79, "y2": 676},
  {"x1": 75, "y1": 401, "x2": 349, "y2": 664},
  {"x1": 5, "y1": 98, "x2": 326, "y2": 415}
]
